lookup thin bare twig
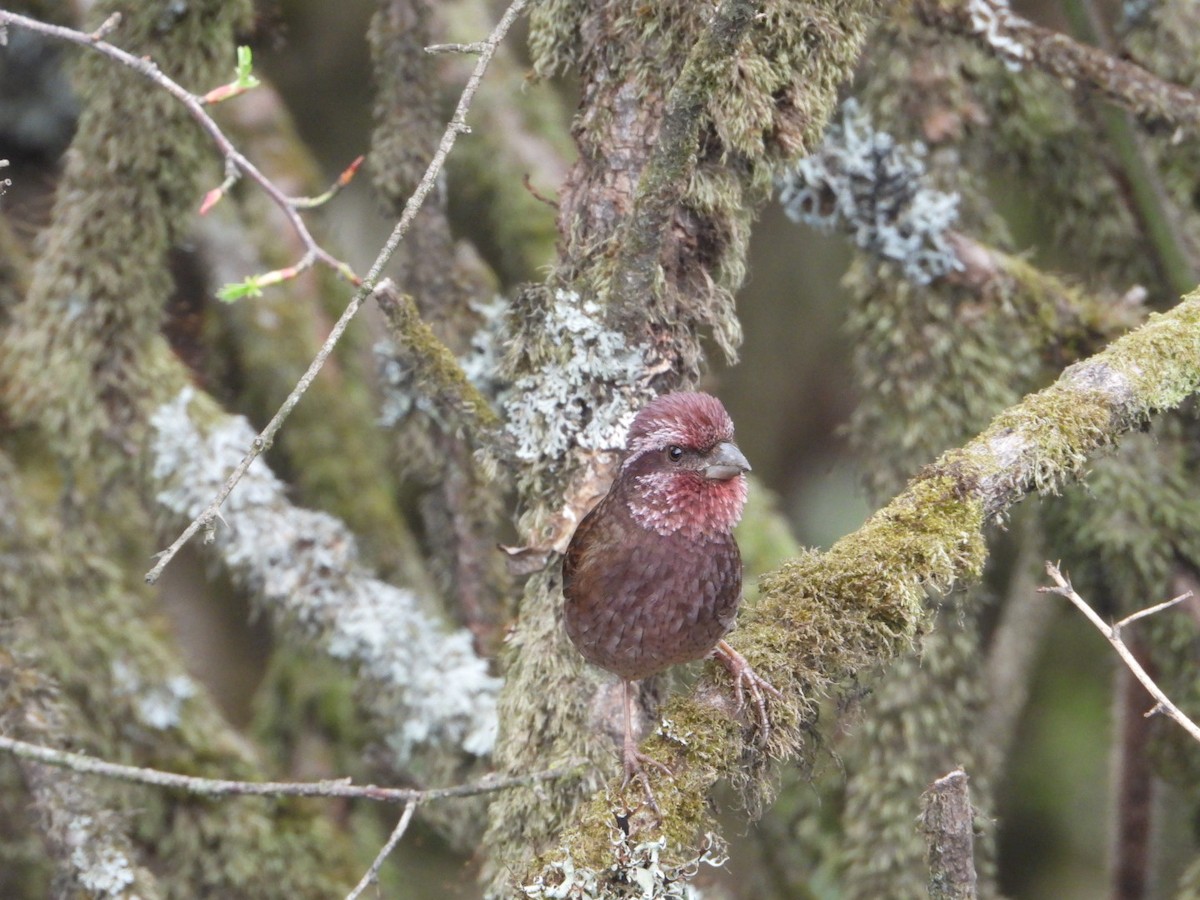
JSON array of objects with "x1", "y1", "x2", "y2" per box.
[
  {"x1": 1040, "y1": 561, "x2": 1200, "y2": 744},
  {"x1": 0, "y1": 732, "x2": 578, "y2": 802},
  {"x1": 1113, "y1": 592, "x2": 1192, "y2": 634},
  {"x1": 144, "y1": 0, "x2": 529, "y2": 584},
  {"x1": 0, "y1": 9, "x2": 357, "y2": 285},
  {"x1": 346, "y1": 801, "x2": 418, "y2": 900}
]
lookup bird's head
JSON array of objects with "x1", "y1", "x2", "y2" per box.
[{"x1": 619, "y1": 392, "x2": 750, "y2": 537}]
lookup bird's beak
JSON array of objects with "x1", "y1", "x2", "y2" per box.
[{"x1": 704, "y1": 441, "x2": 751, "y2": 481}]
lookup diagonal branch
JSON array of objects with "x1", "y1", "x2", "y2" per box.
[
  {"x1": 915, "y1": 0, "x2": 1200, "y2": 138},
  {"x1": 525, "y1": 288, "x2": 1200, "y2": 885},
  {"x1": 1040, "y1": 561, "x2": 1200, "y2": 744},
  {"x1": 144, "y1": 0, "x2": 529, "y2": 584},
  {"x1": 345, "y1": 801, "x2": 418, "y2": 900}
]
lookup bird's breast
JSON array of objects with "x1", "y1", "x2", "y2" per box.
[{"x1": 562, "y1": 514, "x2": 742, "y2": 681}]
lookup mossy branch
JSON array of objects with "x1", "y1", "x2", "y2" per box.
[
  {"x1": 914, "y1": 0, "x2": 1200, "y2": 138},
  {"x1": 372, "y1": 279, "x2": 504, "y2": 442},
  {"x1": 608, "y1": 0, "x2": 761, "y2": 323},
  {"x1": 944, "y1": 232, "x2": 1146, "y2": 354},
  {"x1": 526, "y1": 289, "x2": 1200, "y2": 881}
]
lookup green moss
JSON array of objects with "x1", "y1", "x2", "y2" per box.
[
  {"x1": 1107, "y1": 299, "x2": 1200, "y2": 406},
  {"x1": 0, "y1": 451, "x2": 357, "y2": 898},
  {"x1": 377, "y1": 290, "x2": 502, "y2": 434},
  {"x1": 525, "y1": 0, "x2": 882, "y2": 384},
  {"x1": 2, "y1": 0, "x2": 252, "y2": 484}
]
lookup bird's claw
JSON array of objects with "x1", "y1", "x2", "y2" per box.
[
  {"x1": 712, "y1": 639, "x2": 782, "y2": 746},
  {"x1": 622, "y1": 746, "x2": 672, "y2": 816}
]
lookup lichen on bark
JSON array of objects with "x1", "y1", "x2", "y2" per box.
[{"x1": 486, "y1": 2, "x2": 888, "y2": 894}]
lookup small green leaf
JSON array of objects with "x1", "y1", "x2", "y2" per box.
[
  {"x1": 234, "y1": 46, "x2": 261, "y2": 90},
  {"x1": 217, "y1": 276, "x2": 263, "y2": 303}
]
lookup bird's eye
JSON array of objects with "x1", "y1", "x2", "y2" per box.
[{"x1": 667, "y1": 445, "x2": 684, "y2": 462}]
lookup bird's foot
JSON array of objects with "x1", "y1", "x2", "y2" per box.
[
  {"x1": 711, "y1": 639, "x2": 782, "y2": 745},
  {"x1": 621, "y1": 738, "x2": 672, "y2": 815}
]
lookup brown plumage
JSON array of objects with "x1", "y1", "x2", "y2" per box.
[{"x1": 562, "y1": 391, "x2": 778, "y2": 803}]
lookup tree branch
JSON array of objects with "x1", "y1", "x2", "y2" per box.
[
  {"x1": 1040, "y1": 561, "x2": 1200, "y2": 744},
  {"x1": 146, "y1": 382, "x2": 500, "y2": 767},
  {"x1": 921, "y1": 768, "x2": 979, "y2": 900},
  {"x1": 345, "y1": 801, "x2": 418, "y2": 900},
  {"x1": 915, "y1": 0, "x2": 1200, "y2": 138},
  {"x1": 524, "y1": 288, "x2": 1200, "y2": 885},
  {"x1": 0, "y1": 733, "x2": 579, "y2": 804},
  {"x1": 145, "y1": 0, "x2": 529, "y2": 584}
]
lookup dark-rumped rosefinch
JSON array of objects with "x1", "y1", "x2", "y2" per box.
[{"x1": 562, "y1": 391, "x2": 778, "y2": 803}]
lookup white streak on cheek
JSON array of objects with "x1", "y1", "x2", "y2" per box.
[{"x1": 626, "y1": 475, "x2": 678, "y2": 536}]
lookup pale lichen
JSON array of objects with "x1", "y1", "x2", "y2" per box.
[
  {"x1": 148, "y1": 387, "x2": 500, "y2": 761},
  {"x1": 778, "y1": 99, "x2": 963, "y2": 285},
  {"x1": 110, "y1": 660, "x2": 198, "y2": 732},
  {"x1": 966, "y1": 0, "x2": 1028, "y2": 70},
  {"x1": 522, "y1": 830, "x2": 727, "y2": 900},
  {"x1": 502, "y1": 289, "x2": 651, "y2": 465},
  {"x1": 66, "y1": 815, "x2": 137, "y2": 896}
]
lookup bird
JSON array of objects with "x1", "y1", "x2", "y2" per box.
[{"x1": 562, "y1": 391, "x2": 779, "y2": 806}]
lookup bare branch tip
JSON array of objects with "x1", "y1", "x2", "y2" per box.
[{"x1": 90, "y1": 12, "x2": 121, "y2": 41}]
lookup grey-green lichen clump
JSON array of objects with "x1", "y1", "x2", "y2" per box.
[
  {"x1": 502, "y1": 289, "x2": 649, "y2": 465},
  {"x1": 523, "y1": 831, "x2": 727, "y2": 899},
  {"x1": 778, "y1": 99, "x2": 963, "y2": 285}
]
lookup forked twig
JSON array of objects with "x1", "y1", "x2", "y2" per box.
[
  {"x1": 1040, "y1": 561, "x2": 1200, "y2": 744},
  {"x1": 0, "y1": 9, "x2": 356, "y2": 284}
]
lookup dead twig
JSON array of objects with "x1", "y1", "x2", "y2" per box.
[
  {"x1": 1040, "y1": 561, "x2": 1200, "y2": 744},
  {"x1": 345, "y1": 800, "x2": 418, "y2": 900},
  {"x1": 0, "y1": 732, "x2": 578, "y2": 803}
]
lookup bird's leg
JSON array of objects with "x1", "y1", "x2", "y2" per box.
[
  {"x1": 620, "y1": 678, "x2": 672, "y2": 813},
  {"x1": 711, "y1": 639, "x2": 782, "y2": 744}
]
